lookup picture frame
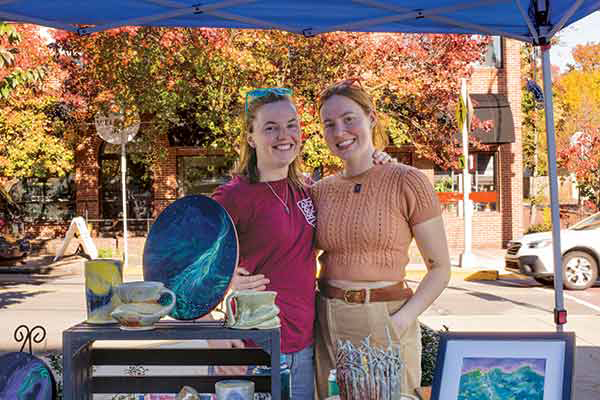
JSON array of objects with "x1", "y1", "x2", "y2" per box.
[{"x1": 430, "y1": 332, "x2": 575, "y2": 400}]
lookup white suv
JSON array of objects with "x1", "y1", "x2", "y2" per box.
[{"x1": 505, "y1": 212, "x2": 600, "y2": 290}]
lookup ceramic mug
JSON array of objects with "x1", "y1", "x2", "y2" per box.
[
  {"x1": 225, "y1": 290, "x2": 280, "y2": 329},
  {"x1": 114, "y1": 281, "x2": 175, "y2": 304},
  {"x1": 111, "y1": 281, "x2": 176, "y2": 330},
  {"x1": 84, "y1": 259, "x2": 123, "y2": 324},
  {"x1": 215, "y1": 380, "x2": 254, "y2": 400}
]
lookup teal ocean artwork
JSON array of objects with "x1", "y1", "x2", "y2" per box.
[
  {"x1": 143, "y1": 195, "x2": 238, "y2": 320},
  {"x1": 458, "y1": 357, "x2": 545, "y2": 400}
]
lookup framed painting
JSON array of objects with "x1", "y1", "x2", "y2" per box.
[{"x1": 431, "y1": 332, "x2": 575, "y2": 400}]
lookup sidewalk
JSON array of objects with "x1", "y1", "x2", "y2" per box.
[
  {"x1": 4, "y1": 239, "x2": 516, "y2": 282},
  {"x1": 406, "y1": 246, "x2": 518, "y2": 281}
]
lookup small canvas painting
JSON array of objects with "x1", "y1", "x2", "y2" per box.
[{"x1": 458, "y1": 357, "x2": 545, "y2": 400}]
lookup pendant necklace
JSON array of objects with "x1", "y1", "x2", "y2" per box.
[
  {"x1": 265, "y1": 182, "x2": 290, "y2": 214},
  {"x1": 342, "y1": 166, "x2": 373, "y2": 194}
]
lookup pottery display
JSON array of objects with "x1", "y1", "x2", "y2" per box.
[
  {"x1": 225, "y1": 290, "x2": 280, "y2": 330},
  {"x1": 114, "y1": 281, "x2": 175, "y2": 304},
  {"x1": 143, "y1": 195, "x2": 238, "y2": 320},
  {"x1": 176, "y1": 385, "x2": 200, "y2": 400},
  {"x1": 0, "y1": 352, "x2": 56, "y2": 400},
  {"x1": 215, "y1": 380, "x2": 254, "y2": 400},
  {"x1": 84, "y1": 259, "x2": 123, "y2": 324},
  {"x1": 111, "y1": 281, "x2": 176, "y2": 330}
]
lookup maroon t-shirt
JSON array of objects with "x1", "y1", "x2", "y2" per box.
[{"x1": 213, "y1": 176, "x2": 317, "y2": 353}]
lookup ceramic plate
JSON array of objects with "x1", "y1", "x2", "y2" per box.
[
  {"x1": 143, "y1": 195, "x2": 239, "y2": 320},
  {"x1": 0, "y1": 352, "x2": 56, "y2": 400}
]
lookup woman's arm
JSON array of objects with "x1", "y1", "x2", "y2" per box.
[{"x1": 391, "y1": 215, "x2": 451, "y2": 331}]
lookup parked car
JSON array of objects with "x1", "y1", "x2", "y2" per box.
[{"x1": 505, "y1": 212, "x2": 600, "y2": 290}]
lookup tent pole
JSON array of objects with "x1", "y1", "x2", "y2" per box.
[
  {"x1": 540, "y1": 43, "x2": 565, "y2": 333},
  {"x1": 121, "y1": 139, "x2": 129, "y2": 271}
]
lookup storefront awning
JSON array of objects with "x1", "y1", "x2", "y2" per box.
[{"x1": 470, "y1": 93, "x2": 515, "y2": 144}]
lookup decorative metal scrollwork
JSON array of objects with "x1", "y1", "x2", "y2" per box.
[{"x1": 14, "y1": 324, "x2": 46, "y2": 354}]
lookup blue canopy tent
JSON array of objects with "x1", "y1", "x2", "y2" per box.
[{"x1": 1, "y1": 0, "x2": 598, "y2": 331}]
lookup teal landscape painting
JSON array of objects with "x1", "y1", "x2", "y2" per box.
[{"x1": 457, "y1": 357, "x2": 545, "y2": 400}]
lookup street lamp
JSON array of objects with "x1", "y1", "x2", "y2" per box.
[{"x1": 94, "y1": 108, "x2": 140, "y2": 270}]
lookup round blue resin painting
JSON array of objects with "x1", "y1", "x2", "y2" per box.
[
  {"x1": 143, "y1": 195, "x2": 239, "y2": 320},
  {"x1": 0, "y1": 352, "x2": 56, "y2": 400}
]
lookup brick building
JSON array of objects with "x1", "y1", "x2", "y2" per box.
[
  {"x1": 439, "y1": 37, "x2": 523, "y2": 248},
  {"x1": 7, "y1": 37, "x2": 523, "y2": 249}
]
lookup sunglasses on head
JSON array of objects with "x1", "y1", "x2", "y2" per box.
[
  {"x1": 245, "y1": 87, "x2": 293, "y2": 113},
  {"x1": 320, "y1": 77, "x2": 364, "y2": 97}
]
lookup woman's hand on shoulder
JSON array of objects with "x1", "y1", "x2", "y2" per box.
[
  {"x1": 231, "y1": 267, "x2": 270, "y2": 291},
  {"x1": 372, "y1": 150, "x2": 396, "y2": 165}
]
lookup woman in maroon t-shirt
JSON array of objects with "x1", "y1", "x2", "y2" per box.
[{"x1": 211, "y1": 89, "x2": 317, "y2": 400}]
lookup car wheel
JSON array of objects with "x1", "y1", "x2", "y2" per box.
[
  {"x1": 562, "y1": 251, "x2": 598, "y2": 290},
  {"x1": 534, "y1": 276, "x2": 553, "y2": 286}
]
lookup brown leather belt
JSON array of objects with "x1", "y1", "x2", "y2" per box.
[{"x1": 318, "y1": 280, "x2": 413, "y2": 304}]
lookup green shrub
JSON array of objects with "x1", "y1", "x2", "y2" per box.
[
  {"x1": 434, "y1": 177, "x2": 454, "y2": 192},
  {"x1": 45, "y1": 352, "x2": 63, "y2": 399},
  {"x1": 97, "y1": 248, "x2": 113, "y2": 258},
  {"x1": 420, "y1": 323, "x2": 448, "y2": 387},
  {"x1": 525, "y1": 223, "x2": 552, "y2": 234}
]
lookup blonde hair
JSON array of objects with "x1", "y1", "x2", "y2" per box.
[
  {"x1": 232, "y1": 92, "x2": 305, "y2": 188},
  {"x1": 317, "y1": 83, "x2": 388, "y2": 149}
]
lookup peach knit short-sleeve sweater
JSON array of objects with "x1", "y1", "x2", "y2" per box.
[{"x1": 310, "y1": 163, "x2": 442, "y2": 282}]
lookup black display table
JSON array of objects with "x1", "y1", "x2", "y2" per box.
[{"x1": 62, "y1": 321, "x2": 281, "y2": 400}]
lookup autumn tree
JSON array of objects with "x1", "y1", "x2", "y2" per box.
[
  {"x1": 571, "y1": 42, "x2": 600, "y2": 71},
  {"x1": 556, "y1": 41, "x2": 600, "y2": 209},
  {"x1": 52, "y1": 27, "x2": 260, "y2": 164},
  {"x1": 52, "y1": 28, "x2": 489, "y2": 173},
  {"x1": 228, "y1": 31, "x2": 489, "y2": 171},
  {"x1": 0, "y1": 24, "x2": 74, "y2": 180},
  {"x1": 0, "y1": 23, "x2": 48, "y2": 99}
]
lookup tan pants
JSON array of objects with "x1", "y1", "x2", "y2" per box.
[{"x1": 314, "y1": 294, "x2": 422, "y2": 400}]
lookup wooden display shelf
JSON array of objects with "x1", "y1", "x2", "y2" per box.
[{"x1": 62, "y1": 321, "x2": 281, "y2": 400}]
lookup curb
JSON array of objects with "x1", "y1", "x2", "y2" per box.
[{"x1": 405, "y1": 265, "x2": 531, "y2": 282}]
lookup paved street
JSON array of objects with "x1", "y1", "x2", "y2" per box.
[{"x1": 1, "y1": 260, "x2": 600, "y2": 399}]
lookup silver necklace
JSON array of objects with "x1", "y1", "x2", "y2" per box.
[{"x1": 265, "y1": 182, "x2": 290, "y2": 214}]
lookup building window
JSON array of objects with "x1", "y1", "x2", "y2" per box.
[
  {"x1": 471, "y1": 152, "x2": 498, "y2": 211},
  {"x1": 99, "y1": 142, "x2": 153, "y2": 222},
  {"x1": 177, "y1": 155, "x2": 233, "y2": 197},
  {"x1": 8, "y1": 175, "x2": 75, "y2": 223},
  {"x1": 434, "y1": 152, "x2": 498, "y2": 212},
  {"x1": 479, "y1": 36, "x2": 502, "y2": 68}
]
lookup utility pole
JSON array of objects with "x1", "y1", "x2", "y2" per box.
[{"x1": 459, "y1": 78, "x2": 477, "y2": 268}]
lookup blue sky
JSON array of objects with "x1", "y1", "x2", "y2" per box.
[{"x1": 551, "y1": 10, "x2": 600, "y2": 72}]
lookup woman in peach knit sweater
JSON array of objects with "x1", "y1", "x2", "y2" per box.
[{"x1": 311, "y1": 80, "x2": 452, "y2": 398}]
